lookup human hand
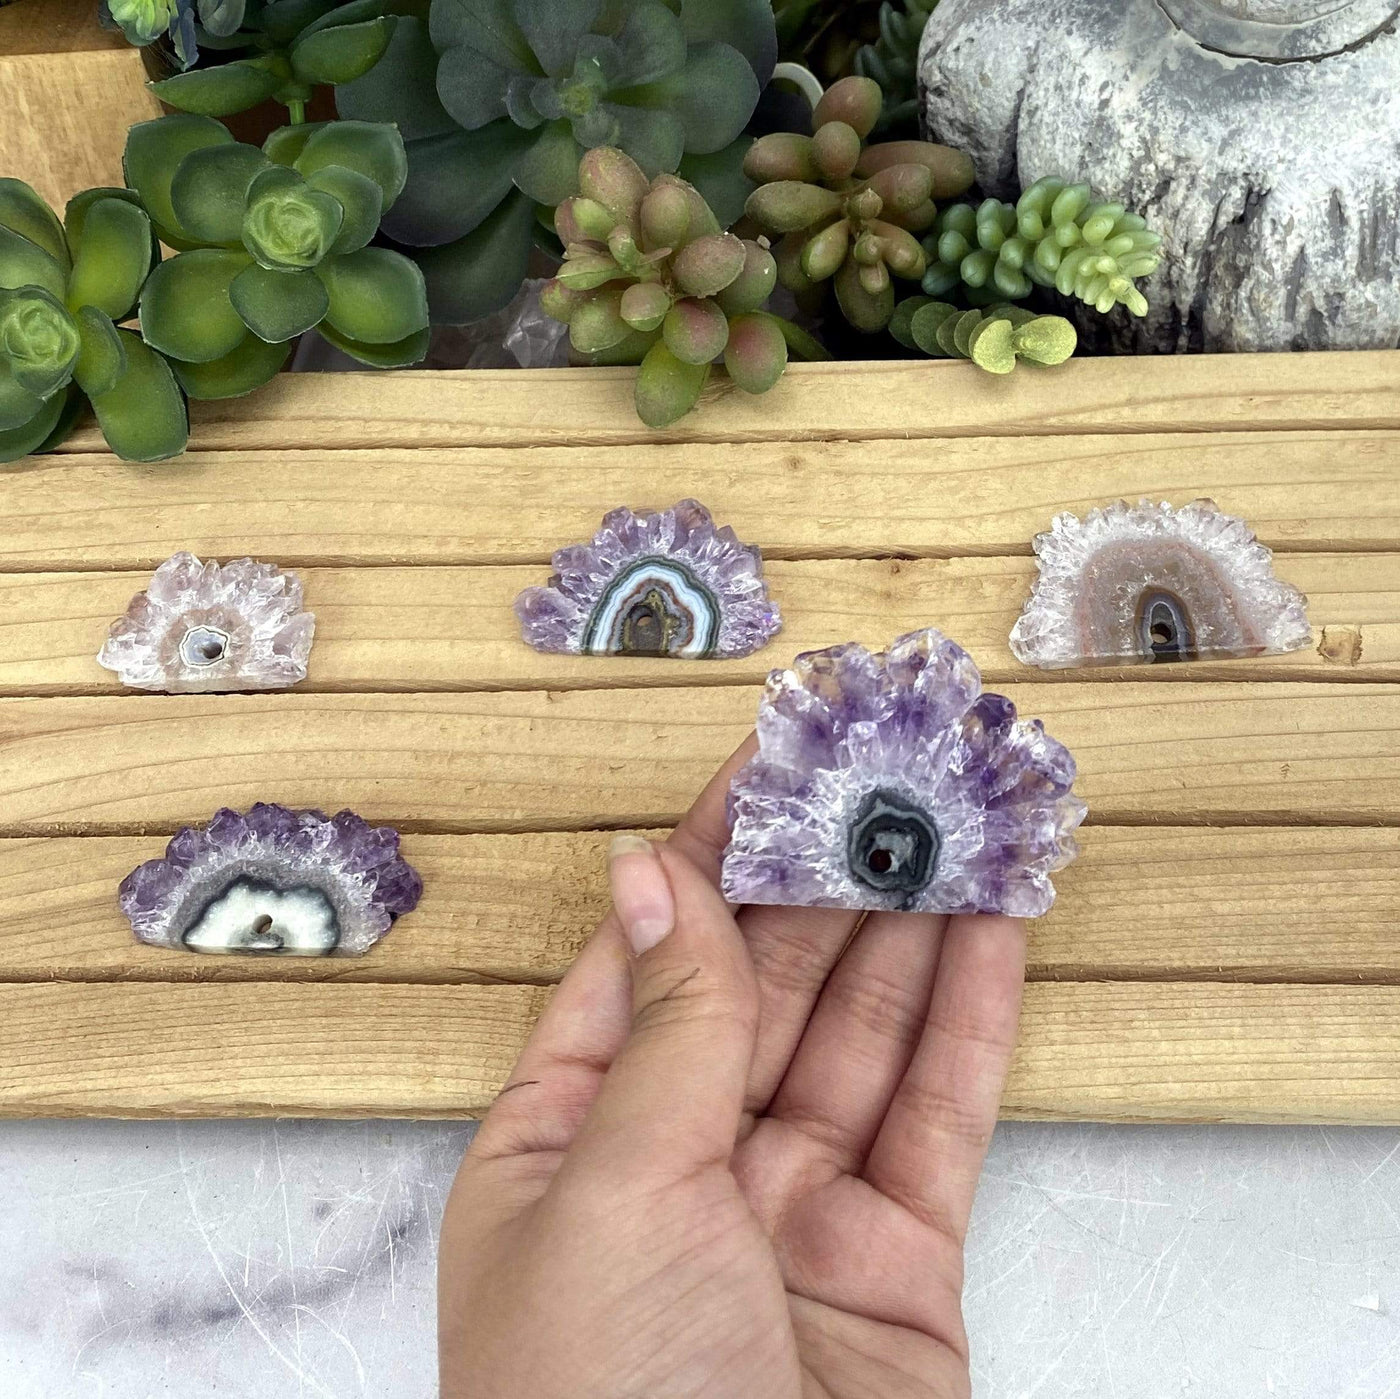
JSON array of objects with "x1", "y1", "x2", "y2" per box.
[{"x1": 438, "y1": 740, "x2": 1027, "y2": 1399}]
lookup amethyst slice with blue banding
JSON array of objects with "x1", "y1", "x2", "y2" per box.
[{"x1": 515, "y1": 500, "x2": 782, "y2": 660}]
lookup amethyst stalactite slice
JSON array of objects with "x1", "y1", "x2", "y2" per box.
[
  {"x1": 118, "y1": 804, "x2": 422, "y2": 957},
  {"x1": 97, "y1": 551, "x2": 315, "y2": 693},
  {"x1": 721, "y1": 630, "x2": 1086, "y2": 918},
  {"x1": 514, "y1": 500, "x2": 782, "y2": 660},
  {"x1": 1009, "y1": 499, "x2": 1312, "y2": 670}
]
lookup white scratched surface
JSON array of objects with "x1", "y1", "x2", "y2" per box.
[{"x1": 0, "y1": 1121, "x2": 1397, "y2": 1398}]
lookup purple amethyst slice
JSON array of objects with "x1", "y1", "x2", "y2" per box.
[
  {"x1": 118, "y1": 804, "x2": 422, "y2": 956},
  {"x1": 721, "y1": 630, "x2": 1086, "y2": 918},
  {"x1": 515, "y1": 500, "x2": 782, "y2": 659}
]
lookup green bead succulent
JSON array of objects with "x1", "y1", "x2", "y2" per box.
[
  {"x1": 542, "y1": 147, "x2": 823, "y2": 428},
  {"x1": 0, "y1": 178, "x2": 187, "y2": 463},
  {"x1": 124, "y1": 114, "x2": 429, "y2": 396},
  {"x1": 922, "y1": 177, "x2": 1164, "y2": 316},
  {"x1": 891, "y1": 295, "x2": 1077, "y2": 374},
  {"x1": 852, "y1": 0, "x2": 938, "y2": 139},
  {"x1": 337, "y1": 0, "x2": 777, "y2": 325},
  {"x1": 743, "y1": 76, "x2": 974, "y2": 332}
]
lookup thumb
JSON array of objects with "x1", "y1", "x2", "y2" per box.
[{"x1": 566, "y1": 835, "x2": 759, "y2": 1178}]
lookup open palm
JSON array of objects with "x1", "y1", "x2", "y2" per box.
[{"x1": 439, "y1": 741, "x2": 1026, "y2": 1399}]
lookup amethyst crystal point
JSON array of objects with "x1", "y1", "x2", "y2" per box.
[
  {"x1": 515, "y1": 500, "x2": 782, "y2": 660},
  {"x1": 118, "y1": 804, "x2": 421, "y2": 957},
  {"x1": 1010, "y1": 499, "x2": 1311, "y2": 670},
  {"x1": 97, "y1": 552, "x2": 315, "y2": 693},
  {"x1": 721, "y1": 630, "x2": 1085, "y2": 918}
]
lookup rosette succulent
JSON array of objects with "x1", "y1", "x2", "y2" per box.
[
  {"x1": 125, "y1": 114, "x2": 429, "y2": 394},
  {"x1": 337, "y1": 0, "x2": 777, "y2": 324},
  {"x1": 543, "y1": 148, "x2": 823, "y2": 427},
  {"x1": 922, "y1": 177, "x2": 1164, "y2": 316},
  {"x1": 0, "y1": 179, "x2": 187, "y2": 463},
  {"x1": 104, "y1": 0, "x2": 198, "y2": 66},
  {"x1": 743, "y1": 76, "x2": 974, "y2": 331},
  {"x1": 891, "y1": 296, "x2": 1077, "y2": 374}
]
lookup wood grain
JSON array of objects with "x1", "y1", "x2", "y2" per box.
[
  {"x1": 3, "y1": 431, "x2": 1398, "y2": 568},
  {"x1": 3, "y1": 553, "x2": 1395, "y2": 695},
  {"x1": 2, "y1": 979, "x2": 1398, "y2": 1122},
  {"x1": 1, "y1": 825, "x2": 1396, "y2": 985},
  {"x1": 47, "y1": 352, "x2": 1400, "y2": 453}
]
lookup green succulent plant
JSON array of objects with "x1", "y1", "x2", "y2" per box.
[
  {"x1": 123, "y1": 114, "x2": 429, "y2": 396},
  {"x1": 922, "y1": 177, "x2": 1164, "y2": 316},
  {"x1": 542, "y1": 147, "x2": 825, "y2": 428},
  {"x1": 891, "y1": 295, "x2": 1077, "y2": 374},
  {"x1": 743, "y1": 75, "x2": 974, "y2": 332},
  {"x1": 337, "y1": 0, "x2": 777, "y2": 326},
  {"x1": 772, "y1": 0, "x2": 886, "y2": 89},
  {"x1": 105, "y1": 0, "x2": 198, "y2": 64},
  {"x1": 0, "y1": 179, "x2": 187, "y2": 463},
  {"x1": 852, "y1": 0, "x2": 938, "y2": 139}
]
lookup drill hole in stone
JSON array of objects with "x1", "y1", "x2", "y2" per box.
[
  {"x1": 251, "y1": 914, "x2": 273, "y2": 936},
  {"x1": 1150, "y1": 620, "x2": 1174, "y2": 648},
  {"x1": 867, "y1": 848, "x2": 895, "y2": 874}
]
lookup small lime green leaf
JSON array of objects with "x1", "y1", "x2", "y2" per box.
[
  {"x1": 0, "y1": 382, "x2": 65, "y2": 462},
  {"x1": 139, "y1": 248, "x2": 251, "y2": 363},
  {"x1": 583, "y1": 326, "x2": 661, "y2": 367},
  {"x1": 906, "y1": 300, "x2": 958, "y2": 356},
  {"x1": 0, "y1": 228, "x2": 66, "y2": 298},
  {"x1": 66, "y1": 198, "x2": 154, "y2": 320},
  {"x1": 1013, "y1": 315, "x2": 1078, "y2": 366},
  {"x1": 243, "y1": 178, "x2": 344, "y2": 270},
  {"x1": 169, "y1": 142, "x2": 270, "y2": 247},
  {"x1": 170, "y1": 333, "x2": 292, "y2": 399},
  {"x1": 723, "y1": 311, "x2": 787, "y2": 395},
  {"x1": 0, "y1": 180, "x2": 69, "y2": 274},
  {"x1": 316, "y1": 246, "x2": 427, "y2": 344},
  {"x1": 662, "y1": 297, "x2": 729, "y2": 364},
  {"x1": 889, "y1": 295, "x2": 931, "y2": 349},
  {"x1": 968, "y1": 316, "x2": 1017, "y2": 374},
  {"x1": 556, "y1": 247, "x2": 624, "y2": 291},
  {"x1": 635, "y1": 339, "x2": 708, "y2": 428},
  {"x1": 89, "y1": 330, "x2": 188, "y2": 461},
  {"x1": 290, "y1": 15, "x2": 394, "y2": 85},
  {"x1": 263, "y1": 122, "x2": 327, "y2": 168},
  {"x1": 800, "y1": 219, "x2": 850, "y2": 282},
  {"x1": 72, "y1": 306, "x2": 128, "y2": 398},
  {"x1": 152, "y1": 62, "x2": 283, "y2": 118},
  {"x1": 292, "y1": 121, "x2": 407, "y2": 211},
  {"x1": 124, "y1": 115, "x2": 234, "y2": 242},
  {"x1": 0, "y1": 287, "x2": 79, "y2": 397},
  {"x1": 230, "y1": 263, "x2": 329, "y2": 342},
  {"x1": 305, "y1": 165, "x2": 383, "y2": 254},
  {"x1": 619, "y1": 282, "x2": 671, "y2": 333},
  {"x1": 313, "y1": 320, "x2": 429, "y2": 367},
  {"x1": 0, "y1": 365, "x2": 44, "y2": 431},
  {"x1": 568, "y1": 289, "x2": 630, "y2": 354},
  {"x1": 952, "y1": 308, "x2": 984, "y2": 357},
  {"x1": 63, "y1": 187, "x2": 144, "y2": 254}
]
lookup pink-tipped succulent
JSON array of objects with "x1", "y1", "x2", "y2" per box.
[
  {"x1": 743, "y1": 76, "x2": 975, "y2": 331},
  {"x1": 542, "y1": 148, "x2": 819, "y2": 428}
]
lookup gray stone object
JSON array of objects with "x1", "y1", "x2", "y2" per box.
[{"x1": 917, "y1": 0, "x2": 1400, "y2": 352}]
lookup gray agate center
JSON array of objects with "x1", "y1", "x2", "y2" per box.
[
  {"x1": 847, "y1": 789, "x2": 940, "y2": 896},
  {"x1": 181, "y1": 877, "x2": 341, "y2": 955},
  {"x1": 1135, "y1": 590, "x2": 1196, "y2": 662},
  {"x1": 179, "y1": 625, "x2": 232, "y2": 668}
]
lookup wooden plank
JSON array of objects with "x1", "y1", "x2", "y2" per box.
[
  {"x1": 48, "y1": 352, "x2": 1400, "y2": 453},
  {"x1": 2, "y1": 979, "x2": 1397, "y2": 1122},
  {"x1": 2, "y1": 826, "x2": 1397, "y2": 985},
  {"x1": 0, "y1": 683, "x2": 1396, "y2": 832},
  {"x1": 0, "y1": 0, "x2": 132, "y2": 53},
  {"x1": 3, "y1": 554, "x2": 1396, "y2": 696},
  {"x1": 3, "y1": 431, "x2": 1398, "y2": 569}
]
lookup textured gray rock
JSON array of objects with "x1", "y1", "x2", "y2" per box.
[{"x1": 918, "y1": 0, "x2": 1400, "y2": 352}]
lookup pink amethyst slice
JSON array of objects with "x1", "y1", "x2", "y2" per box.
[
  {"x1": 721, "y1": 629, "x2": 1086, "y2": 918},
  {"x1": 119, "y1": 804, "x2": 422, "y2": 956},
  {"x1": 515, "y1": 500, "x2": 782, "y2": 659},
  {"x1": 98, "y1": 551, "x2": 315, "y2": 693}
]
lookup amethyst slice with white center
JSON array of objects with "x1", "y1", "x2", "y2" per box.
[
  {"x1": 515, "y1": 500, "x2": 782, "y2": 659},
  {"x1": 98, "y1": 552, "x2": 315, "y2": 693},
  {"x1": 118, "y1": 804, "x2": 422, "y2": 956},
  {"x1": 721, "y1": 630, "x2": 1086, "y2": 918}
]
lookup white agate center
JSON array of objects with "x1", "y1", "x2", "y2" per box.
[{"x1": 181, "y1": 878, "x2": 340, "y2": 955}]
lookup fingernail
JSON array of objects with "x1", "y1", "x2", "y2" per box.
[{"x1": 608, "y1": 835, "x2": 674, "y2": 955}]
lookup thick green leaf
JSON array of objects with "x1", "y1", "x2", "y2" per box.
[
  {"x1": 169, "y1": 142, "x2": 270, "y2": 247},
  {"x1": 335, "y1": 16, "x2": 455, "y2": 140},
  {"x1": 509, "y1": 0, "x2": 601, "y2": 77},
  {"x1": 291, "y1": 17, "x2": 395, "y2": 85},
  {"x1": 230, "y1": 263, "x2": 329, "y2": 341},
  {"x1": 0, "y1": 180, "x2": 68, "y2": 274},
  {"x1": 65, "y1": 198, "x2": 154, "y2": 320},
  {"x1": 678, "y1": 140, "x2": 754, "y2": 229},
  {"x1": 299, "y1": 0, "x2": 386, "y2": 37},
  {"x1": 607, "y1": 1, "x2": 687, "y2": 86},
  {"x1": 618, "y1": 40, "x2": 757, "y2": 155},
  {"x1": 33, "y1": 384, "x2": 85, "y2": 454},
  {"x1": 124, "y1": 116, "x2": 234, "y2": 242},
  {"x1": 635, "y1": 338, "x2": 708, "y2": 427},
  {"x1": 151, "y1": 62, "x2": 284, "y2": 118},
  {"x1": 72, "y1": 306, "x2": 128, "y2": 397},
  {"x1": 410, "y1": 187, "x2": 535, "y2": 323},
  {"x1": 0, "y1": 228, "x2": 66, "y2": 298},
  {"x1": 64, "y1": 188, "x2": 146, "y2": 256},
  {"x1": 314, "y1": 320, "x2": 430, "y2": 367},
  {"x1": 198, "y1": 0, "x2": 249, "y2": 38},
  {"x1": 512, "y1": 121, "x2": 582, "y2": 205},
  {"x1": 0, "y1": 365, "x2": 44, "y2": 431},
  {"x1": 242, "y1": 172, "x2": 343, "y2": 270},
  {"x1": 263, "y1": 122, "x2": 327, "y2": 167},
  {"x1": 431, "y1": 0, "x2": 538, "y2": 73},
  {"x1": 258, "y1": 0, "x2": 343, "y2": 44},
  {"x1": 88, "y1": 330, "x2": 189, "y2": 462},
  {"x1": 170, "y1": 333, "x2": 291, "y2": 399},
  {"x1": 304, "y1": 165, "x2": 383, "y2": 255},
  {"x1": 139, "y1": 248, "x2": 252, "y2": 363},
  {"x1": 433, "y1": 37, "x2": 512, "y2": 131},
  {"x1": 292, "y1": 121, "x2": 407, "y2": 210},
  {"x1": 316, "y1": 246, "x2": 427, "y2": 343},
  {"x1": 0, "y1": 286, "x2": 79, "y2": 397},
  {"x1": 607, "y1": 104, "x2": 685, "y2": 178},
  {"x1": 0, "y1": 382, "x2": 66, "y2": 462},
  {"x1": 678, "y1": 0, "x2": 775, "y2": 85}
]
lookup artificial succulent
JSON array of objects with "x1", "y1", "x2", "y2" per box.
[
  {"x1": 772, "y1": 0, "x2": 887, "y2": 89},
  {"x1": 743, "y1": 75, "x2": 974, "y2": 332},
  {"x1": 891, "y1": 296, "x2": 1077, "y2": 374},
  {"x1": 104, "y1": 0, "x2": 199, "y2": 65},
  {"x1": 923, "y1": 177, "x2": 1164, "y2": 316},
  {"x1": 0, "y1": 179, "x2": 187, "y2": 463},
  {"x1": 124, "y1": 114, "x2": 429, "y2": 397},
  {"x1": 337, "y1": 0, "x2": 777, "y2": 325},
  {"x1": 852, "y1": 0, "x2": 938, "y2": 139},
  {"x1": 542, "y1": 148, "x2": 822, "y2": 428}
]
